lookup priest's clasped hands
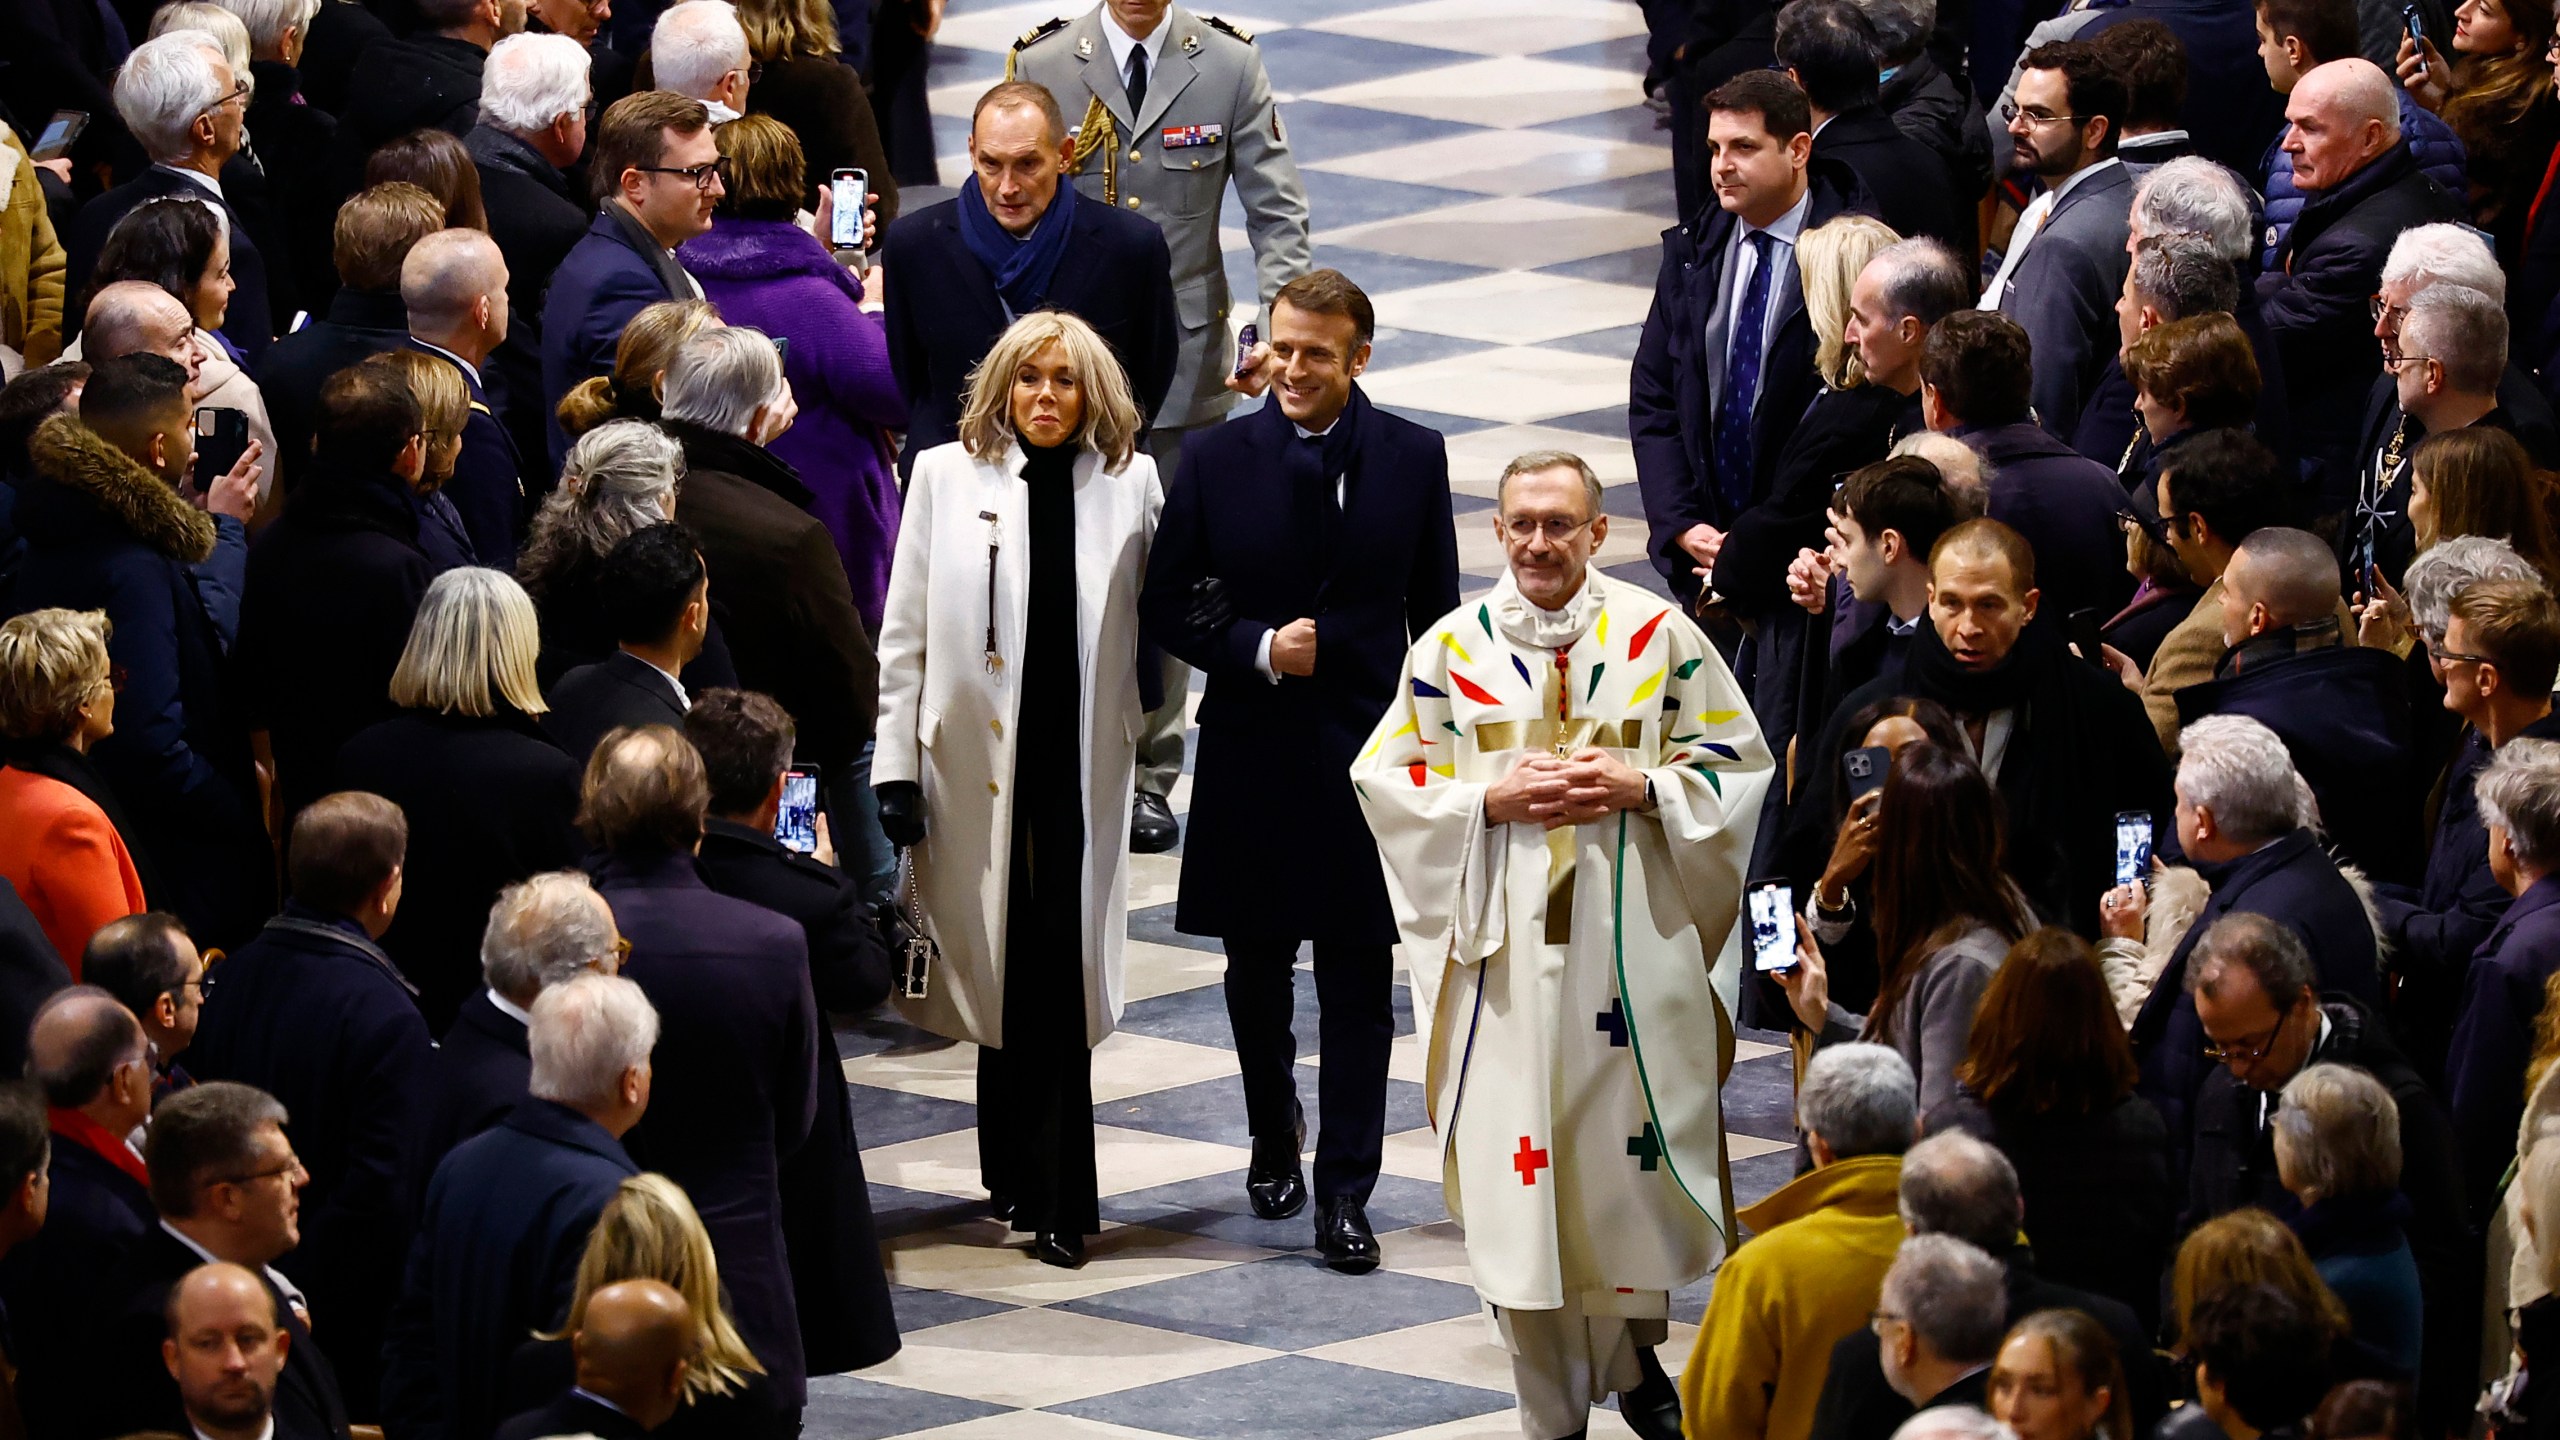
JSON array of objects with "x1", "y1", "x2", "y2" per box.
[{"x1": 1484, "y1": 750, "x2": 1651, "y2": 829}]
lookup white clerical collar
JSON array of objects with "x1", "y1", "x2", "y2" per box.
[
  {"x1": 193, "y1": 1418, "x2": 274, "y2": 1440},
  {"x1": 1489, "y1": 569, "x2": 1608, "y2": 651},
  {"x1": 409, "y1": 336, "x2": 482, "y2": 387},
  {"x1": 486, "y1": 988, "x2": 534, "y2": 1027},
  {"x1": 1099, "y1": 8, "x2": 1170, "y2": 80},
  {"x1": 155, "y1": 162, "x2": 224, "y2": 200},
  {"x1": 159, "y1": 1221, "x2": 306, "y2": 1315},
  {"x1": 2046, "y1": 155, "x2": 2121, "y2": 204}
]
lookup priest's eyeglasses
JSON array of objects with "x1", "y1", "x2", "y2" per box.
[{"x1": 1503, "y1": 516, "x2": 1596, "y2": 544}]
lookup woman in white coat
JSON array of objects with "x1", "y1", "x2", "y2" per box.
[{"x1": 873, "y1": 309, "x2": 1160, "y2": 1269}]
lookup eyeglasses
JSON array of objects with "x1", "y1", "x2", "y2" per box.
[
  {"x1": 2367, "y1": 294, "x2": 2409, "y2": 326},
  {"x1": 1998, "y1": 100, "x2": 2084, "y2": 127},
  {"x1": 2382, "y1": 350, "x2": 2436, "y2": 374},
  {"x1": 199, "y1": 78, "x2": 250, "y2": 119},
  {"x1": 1501, "y1": 516, "x2": 1596, "y2": 544},
  {"x1": 216, "y1": 1154, "x2": 306, "y2": 1188},
  {"x1": 2116, "y1": 508, "x2": 2171, "y2": 545},
  {"x1": 604, "y1": 937, "x2": 633, "y2": 965},
  {"x1": 2429, "y1": 641, "x2": 2493, "y2": 666},
  {"x1": 164, "y1": 973, "x2": 215, "y2": 1001},
  {"x1": 1869, "y1": 1310, "x2": 1908, "y2": 1335},
  {"x1": 638, "y1": 158, "x2": 730, "y2": 192},
  {"x1": 2200, "y1": 995, "x2": 2301, "y2": 1066}
]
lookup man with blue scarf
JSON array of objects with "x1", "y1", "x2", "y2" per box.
[{"x1": 880, "y1": 80, "x2": 1179, "y2": 477}]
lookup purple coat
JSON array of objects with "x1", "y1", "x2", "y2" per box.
[{"x1": 680, "y1": 216, "x2": 906, "y2": 629}]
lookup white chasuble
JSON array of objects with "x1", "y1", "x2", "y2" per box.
[{"x1": 1353, "y1": 571, "x2": 1773, "y2": 1313}]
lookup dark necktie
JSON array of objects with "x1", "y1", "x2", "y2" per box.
[
  {"x1": 1127, "y1": 47, "x2": 1149, "y2": 116},
  {"x1": 1713, "y1": 230, "x2": 1776, "y2": 513}
]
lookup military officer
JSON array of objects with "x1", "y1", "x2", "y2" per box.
[{"x1": 1012, "y1": 0, "x2": 1314, "y2": 853}]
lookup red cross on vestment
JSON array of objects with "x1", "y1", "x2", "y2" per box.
[{"x1": 1513, "y1": 1135, "x2": 1550, "y2": 1185}]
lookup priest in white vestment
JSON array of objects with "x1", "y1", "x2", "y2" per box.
[{"x1": 1353, "y1": 450, "x2": 1773, "y2": 1440}]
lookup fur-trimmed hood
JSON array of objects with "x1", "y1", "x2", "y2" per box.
[{"x1": 23, "y1": 414, "x2": 216, "y2": 564}]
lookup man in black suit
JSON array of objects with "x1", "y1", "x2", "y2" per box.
[
  {"x1": 684, "y1": 688, "x2": 901, "y2": 1377},
  {"x1": 879, "y1": 80, "x2": 1178, "y2": 471},
  {"x1": 381, "y1": 974, "x2": 653, "y2": 1440},
  {"x1": 0, "y1": 1080, "x2": 50, "y2": 1402},
  {"x1": 467, "y1": 33, "x2": 597, "y2": 472},
  {"x1": 1632, "y1": 70, "x2": 1863, "y2": 609},
  {"x1": 2093, "y1": 21, "x2": 2196, "y2": 167},
  {"x1": 545, "y1": 523, "x2": 703, "y2": 762},
  {"x1": 0, "y1": 990, "x2": 157, "y2": 1438},
  {"x1": 0, "y1": 883, "x2": 74, "y2": 1082},
  {"x1": 84, "y1": 1082, "x2": 351, "y2": 1440},
  {"x1": 256, "y1": 184, "x2": 448, "y2": 496},
  {"x1": 1778, "y1": 0, "x2": 1962, "y2": 250},
  {"x1": 1987, "y1": 41, "x2": 2136, "y2": 437},
  {"x1": 1138, "y1": 269, "x2": 1457, "y2": 1271},
  {"x1": 164, "y1": 1264, "x2": 309, "y2": 1440},
  {"x1": 185, "y1": 794, "x2": 435, "y2": 1419},
  {"x1": 66, "y1": 32, "x2": 276, "y2": 364},
  {"x1": 82, "y1": 912, "x2": 206, "y2": 1097},
  {"x1": 329, "y1": 0, "x2": 506, "y2": 194},
  {"x1": 415, "y1": 872, "x2": 624, "y2": 1183},
  {"x1": 403, "y1": 228, "x2": 526, "y2": 569},
  {"x1": 1835, "y1": 1236, "x2": 2007, "y2": 1434},
  {"x1": 491, "y1": 1279, "x2": 692, "y2": 1439}
]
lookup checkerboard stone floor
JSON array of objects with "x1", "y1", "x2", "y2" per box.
[{"x1": 819, "y1": 3, "x2": 1808, "y2": 1434}]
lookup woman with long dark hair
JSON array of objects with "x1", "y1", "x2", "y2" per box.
[
  {"x1": 1778, "y1": 740, "x2": 2032, "y2": 1109},
  {"x1": 1931, "y1": 928, "x2": 2176, "y2": 1322},
  {"x1": 2401, "y1": 0, "x2": 2560, "y2": 261}
]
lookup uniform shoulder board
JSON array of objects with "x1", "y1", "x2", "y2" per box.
[
  {"x1": 1012, "y1": 16, "x2": 1070, "y2": 50},
  {"x1": 1201, "y1": 14, "x2": 1255, "y2": 42}
]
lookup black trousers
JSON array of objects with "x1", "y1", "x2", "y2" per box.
[{"x1": 1222, "y1": 937, "x2": 1393, "y2": 1205}]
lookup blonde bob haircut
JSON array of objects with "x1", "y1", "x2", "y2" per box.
[
  {"x1": 0, "y1": 608, "x2": 113, "y2": 744},
  {"x1": 378, "y1": 348, "x2": 468, "y2": 480},
  {"x1": 546, "y1": 1172, "x2": 765, "y2": 1400},
  {"x1": 958, "y1": 309, "x2": 1140, "y2": 469},
  {"x1": 1800, "y1": 213, "x2": 1903, "y2": 390},
  {"x1": 388, "y1": 567, "x2": 549, "y2": 718}
]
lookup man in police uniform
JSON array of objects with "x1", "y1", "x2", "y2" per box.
[{"x1": 1012, "y1": 0, "x2": 1314, "y2": 853}]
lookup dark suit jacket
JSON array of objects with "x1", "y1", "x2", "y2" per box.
[
  {"x1": 592, "y1": 850, "x2": 823, "y2": 1406},
  {"x1": 65, "y1": 166, "x2": 275, "y2": 365},
  {"x1": 542, "y1": 210, "x2": 689, "y2": 467},
  {"x1": 692, "y1": 817, "x2": 901, "y2": 1374},
  {"x1": 2081, "y1": 0, "x2": 2290, "y2": 174},
  {"x1": 0, "y1": 1126, "x2": 153, "y2": 1438},
  {"x1": 380, "y1": 1099, "x2": 638, "y2": 1440},
  {"x1": 1995, "y1": 161, "x2": 2134, "y2": 435},
  {"x1": 405, "y1": 338, "x2": 524, "y2": 568},
  {"x1": 493, "y1": 1390, "x2": 650, "y2": 1440},
  {"x1": 1813, "y1": 105, "x2": 1964, "y2": 250},
  {"x1": 665, "y1": 421, "x2": 879, "y2": 769},
  {"x1": 2176, "y1": 637, "x2": 2419, "y2": 885},
  {"x1": 329, "y1": 32, "x2": 485, "y2": 195},
  {"x1": 85, "y1": 1225, "x2": 351, "y2": 1440},
  {"x1": 186, "y1": 905, "x2": 436, "y2": 1414},
  {"x1": 254, "y1": 287, "x2": 412, "y2": 496},
  {"x1": 2447, "y1": 874, "x2": 2560, "y2": 1219},
  {"x1": 467, "y1": 124, "x2": 589, "y2": 328},
  {"x1": 413, "y1": 987, "x2": 531, "y2": 1189},
  {"x1": 0, "y1": 878, "x2": 70, "y2": 1079},
  {"x1": 1631, "y1": 165, "x2": 1866, "y2": 601},
  {"x1": 1138, "y1": 391, "x2": 1459, "y2": 943},
  {"x1": 335, "y1": 708, "x2": 585, "y2": 1035},
  {"x1": 1965, "y1": 420, "x2": 2138, "y2": 622},
  {"x1": 545, "y1": 651, "x2": 686, "y2": 762},
  {"x1": 879, "y1": 194, "x2": 1178, "y2": 468}
]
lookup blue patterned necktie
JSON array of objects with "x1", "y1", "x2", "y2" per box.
[{"x1": 1713, "y1": 229, "x2": 1776, "y2": 513}]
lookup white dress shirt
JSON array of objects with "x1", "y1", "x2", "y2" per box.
[
  {"x1": 160, "y1": 1221, "x2": 308, "y2": 1322},
  {"x1": 1982, "y1": 156, "x2": 2122, "y2": 309},
  {"x1": 193, "y1": 1419, "x2": 274, "y2": 1440},
  {"x1": 1100, "y1": 9, "x2": 1171, "y2": 99}
]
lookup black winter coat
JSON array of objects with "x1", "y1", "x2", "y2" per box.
[
  {"x1": 1929, "y1": 1090, "x2": 2177, "y2": 1330},
  {"x1": 411, "y1": 987, "x2": 530, "y2": 1188},
  {"x1": 254, "y1": 287, "x2": 412, "y2": 495}
]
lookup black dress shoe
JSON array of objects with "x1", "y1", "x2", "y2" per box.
[
  {"x1": 1131, "y1": 793, "x2": 1179, "y2": 854},
  {"x1": 1314, "y1": 1198, "x2": 1379, "y2": 1274},
  {"x1": 1029, "y1": 1231, "x2": 1086, "y2": 1269},
  {"x1": 1245, "y1": 1130, "x2": 1307, "y2": 1220},
  {"x1": 987, "y1": 1191, "x2": 1016, "y2": 1227},
  {"x1": 1615, "y1": 1343, "x2": 1680, "y2": 1440}
]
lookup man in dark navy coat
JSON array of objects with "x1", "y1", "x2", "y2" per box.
[
  {"x1": 541, "y1": 90, "x2": 721, "y2": 468},
  {"x1": 544, "y1": 524, "x2": 704, "y2": 764},
  {"x1": 1779, "y1": 0, "x2": 1964, "y2": 251},
  {"x1": 0, "y1": 991, "x2": 157, "y2": 1439},
  {"x1": 404, "y1": 229, "x2": 526, "y2": 569},
  {"x1": 1632, "y1": 70, "x2": 1867, "y2": 608},
  {"x1": 879, "y1": 80, "x2": 1178, "y2": 473},
  {"x1": 254, "y1": 182, "x2": 444, "y2": 498},
  {"x1": 186, "y1": 794, "x2": 434, "y2": 1418},
  {"x1": 381, "y1": 974, "x2": 653, "y2": 1440},
  {"x1": 1138, "y1": 270, "x2": 1457, "y2": 1271},
  {"x1": 2447, "y1": 738, "x2": 2560, "y2": 1220}
]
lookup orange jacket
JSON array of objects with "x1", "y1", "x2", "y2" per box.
[{"x1": 0, "y1": 766, "x2": 146, "y2": 975}]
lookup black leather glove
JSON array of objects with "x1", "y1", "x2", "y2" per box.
[
  {"x1": 875, "y1": 780, "x2": 926, "y2": 849},
  {"x1": 1185, "y1": 577, "x2": 1235, "y2": 634}
]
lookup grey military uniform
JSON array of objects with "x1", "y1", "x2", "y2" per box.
[{"x1": 1011, "y1": 4, "x2": 1313, "y2": 430}]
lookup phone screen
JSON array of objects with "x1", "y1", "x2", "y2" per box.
[
  {"x1": 1842, "y1": 745, "x2": 1891, "y2": 802},
  {"x1": 829, "y1": 169, "x2": 868, "y2": 250},
  {"x1": 776, "y1": 770, "x2": 820, "y2": 853},
  {"x1": 32, "y1": 111, "x2": 84, "y2": 160},
  {"x1": 2114, "y1": 810, "x2": 2154, "y2": 888},
  {"x1": 1748, "y1": 881, "x2": 1795, "y2": 973},
  {"x1": 1233, "y1": 322, "x2": 1259, "y2": 378}
]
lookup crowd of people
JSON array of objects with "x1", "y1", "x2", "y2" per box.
[{"x1": 0, "y1": 0, "x2": 2557, "y2": 1434}]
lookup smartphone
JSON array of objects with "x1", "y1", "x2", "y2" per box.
[
  {"x1": 771, "y1": 334, "x2": 790, "y2": 368},
  {"x1": 1232, "y1": 321, "x2": 1259, "y2": 378},
  {"x1": 829, "y1": 167, "x2": 868, "y2": 251},
  {"x1": 2114, "y1": 810, "x2": 2154, "y2": 888},
  {"x1": 776, "y1": 767, "x2": 820, "y2": 854},
  {"x1": 2403, "y1": 1, "x2": 2433, "y2": 49},
  {"x1": 1747, "y1": 880, "x2": 1795, "y2": 973},
  {"x1": 29, "y1": 110, "x2": 86, "y2": 162},
  {"x1": 2067, "y1": 606, "x2": 2107, "y2": 668},
  {"x1": 192, "y1": 407, "x2": 248, "y2": 496},
  {"x1": 1841, "y1": 744, "x2": 1891, "y2": 803}
]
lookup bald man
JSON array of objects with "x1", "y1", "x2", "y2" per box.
[
  {"x1": 402, "y1": 228, "x2": 526, "y2": 568},
  {"x1": 2179, "y1": 526, "x2": 2421, "y2": 883},
  {"x1": 2259, "y1": 59, "x2": 2465, "y2": 497},
  {"x1": 83, "y1": 282, "x2": 203, "y2": 394},
  {"x1": 491, "y1": 1278, "x2": 691, "y2": 1438},
  {"x1": 164, "y1": 1263, "x2": 290, "y2": 1440}
]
